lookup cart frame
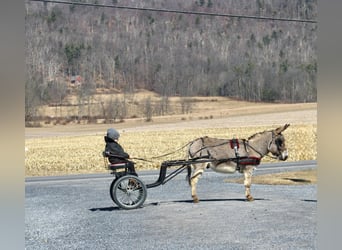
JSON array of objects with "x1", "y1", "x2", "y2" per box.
[{"x1": 107, "y1": 157, "x2": 214, "y2": 209}]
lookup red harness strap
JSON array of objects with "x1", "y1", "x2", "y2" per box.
[
  {"x1": 227, "y1": 139, "x2": 261, "y2": 169},
  {"x1": 230, "y1": 139, "x2": 239, "y2": 149},
  {"x1": 237, "y1": 156, "x2": 261, "y2": 166}
]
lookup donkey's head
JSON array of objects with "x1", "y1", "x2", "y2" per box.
[{"x1": 267, "y1": 124, "x2": 290, "y2": 161}]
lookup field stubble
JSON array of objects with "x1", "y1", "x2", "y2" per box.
[{"x1": 25, "y1": 123, "x2": 316, "y2": 177}]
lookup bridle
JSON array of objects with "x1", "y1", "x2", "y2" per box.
[{"x1": 246, "y1": 131, "x2": 282, "y2": 160}]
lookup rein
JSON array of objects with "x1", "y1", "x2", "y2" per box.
[
  {"x1": 134, "y1": 130, "x2": 278, "y2": 164},
  {"x1": 128, "y1": 142, "x2": 192, "y2": 163},
  {"x1": 245, "y1": 142, "x2": 277, "y2": 160},
  {"x1": 129, "y1": 157, "x2": 154, "y2": 163},
  {"x1": 150, "y1": 141, "x2": 193, "y2": 159},
  {"x1": 188, "y1": 139, "x2": 232, "y2": 158}
]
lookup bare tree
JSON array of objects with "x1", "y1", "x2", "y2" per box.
[
  {"x1": 143, "y1": 97, "x2": 153, "y2": 122},
  {"x1": 25, "y1": 0, "x2": 318, "y2": 124}
]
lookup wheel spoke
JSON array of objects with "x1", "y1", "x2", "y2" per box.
[{"x1": 111, "y1": 175, "x2": 147, "y2": 209}]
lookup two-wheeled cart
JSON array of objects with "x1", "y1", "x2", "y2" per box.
[{"x1": 107, "y1": 157, "x2": 212, "y2": 210}]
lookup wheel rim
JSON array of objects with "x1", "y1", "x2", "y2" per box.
[{"x1": 113, "y1": 176, "x2": 147, "y2": 209}]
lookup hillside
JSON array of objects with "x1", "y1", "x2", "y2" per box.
[{"x1": 25, "y1": 0, "x2": 317, "y2": 123}]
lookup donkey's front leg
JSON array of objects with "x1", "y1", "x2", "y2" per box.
[{"x1": 243, "y1": 167, "x2": 254, "y2": 201}]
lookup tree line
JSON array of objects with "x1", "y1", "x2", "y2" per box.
[{"x1": 25, "y1": 0, "x2": 317, "y2": 122}]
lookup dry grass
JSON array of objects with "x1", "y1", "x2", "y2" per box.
[
  {"x1": 25, "y1": 124, "x2": 316, "y2": 176},
  {"x1": 225, "y1": 169, "x2": 317, "y2": 185}
]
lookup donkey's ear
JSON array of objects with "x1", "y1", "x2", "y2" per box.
[{"x1": 275, "y1": 124, "x2": 290, "y2": 134}]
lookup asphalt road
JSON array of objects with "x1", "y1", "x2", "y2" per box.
[{"x1": 25, "y1": 161, "x2": 317, "y2": 250}]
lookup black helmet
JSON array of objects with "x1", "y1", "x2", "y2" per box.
[{"x1": 107, "y1": 128, "x2": 120, "y2": 140}]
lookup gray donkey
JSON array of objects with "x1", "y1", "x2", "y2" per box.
[{"x1": 187, "y1": 124, "x2": 290, "y2": 202}]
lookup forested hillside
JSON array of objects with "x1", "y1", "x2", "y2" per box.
[{"x1": 25, "y1": 0, "x2": 317, "y2": 122}]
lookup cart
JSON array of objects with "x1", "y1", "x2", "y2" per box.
[{"x1": 107, "y1": 157, "x2": 213, "y2": 210}]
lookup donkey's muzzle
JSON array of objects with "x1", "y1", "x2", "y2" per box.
[{"x1": 279, "y1": 150, "x2": 288, "y2": 161}]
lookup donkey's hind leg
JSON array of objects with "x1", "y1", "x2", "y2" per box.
[
  {"x1": 243, "y1": 167, "x2": 254, "y2": 201},
  {"x1": 190, "y1": 166, "x2": 205, "y2": 203}
]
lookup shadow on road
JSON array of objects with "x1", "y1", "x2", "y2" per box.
[
  {"x1": 89, "y1": 198, "x2": 271, "y2": 211},
  {"x1": 89, "y1": 198, "x2": 315, "y2": 212},
  {"x1": 145, "y1": 198, "x2": 270, "y2": 206},
  {"x1": 89, "y1": 206, "x2": 119, "y2": 212},
  {"x1": 175, "y1": 198, "x2": 269, "y2": 202}
]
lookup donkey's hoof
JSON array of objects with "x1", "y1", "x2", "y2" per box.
[
  {"x1": 192, "y1": 196, "x2": 199, "y2": 203},
  {"x1": 246, "y1": 195, "x2": 254, "y2": 202}
]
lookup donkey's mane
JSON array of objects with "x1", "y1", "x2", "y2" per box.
[{"x1": 247, "y1": 129, "x2": 272, "y2": 140}]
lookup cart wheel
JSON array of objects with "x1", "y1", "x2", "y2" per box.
[
  {"x1": 109, "y1": 178, "x2": 117, "y2": 202},
  {"x1": 110, "y1": 175, "x2": 147, "y2": 210},
  {"x1": 109, "y1": 172, "x2": 126, "y2": 202}
]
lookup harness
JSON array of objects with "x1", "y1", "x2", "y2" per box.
[
  {"x1": 228, "y1": 139, "x2": 261, "y2": 172},
  {"x1": 188, "y1": 134, "x2": 279, "y2": 172}
]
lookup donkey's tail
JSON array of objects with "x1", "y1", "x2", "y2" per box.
[
  {"x1": 186, "y1": 164, "x2": 192, "y2": 186},
  {"x1": 185, "y1": 137, "x2": 202, "y2": 186}
]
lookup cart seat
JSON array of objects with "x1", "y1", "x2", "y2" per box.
[{"x1": 108, "y1": 162, "x2": 127, "y2": 171}]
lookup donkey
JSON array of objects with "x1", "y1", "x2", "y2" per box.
[{"x1": 186, "y1": 124, "x2": 290, "y2": 203}]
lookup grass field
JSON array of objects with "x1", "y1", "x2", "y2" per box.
[{"x1": 25, "y1": 98, "x2": 317, "y2": 179}]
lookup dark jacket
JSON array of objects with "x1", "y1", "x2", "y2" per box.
[{"x1": 104, "y1": 136, "x2": 130, "y2": 164}]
